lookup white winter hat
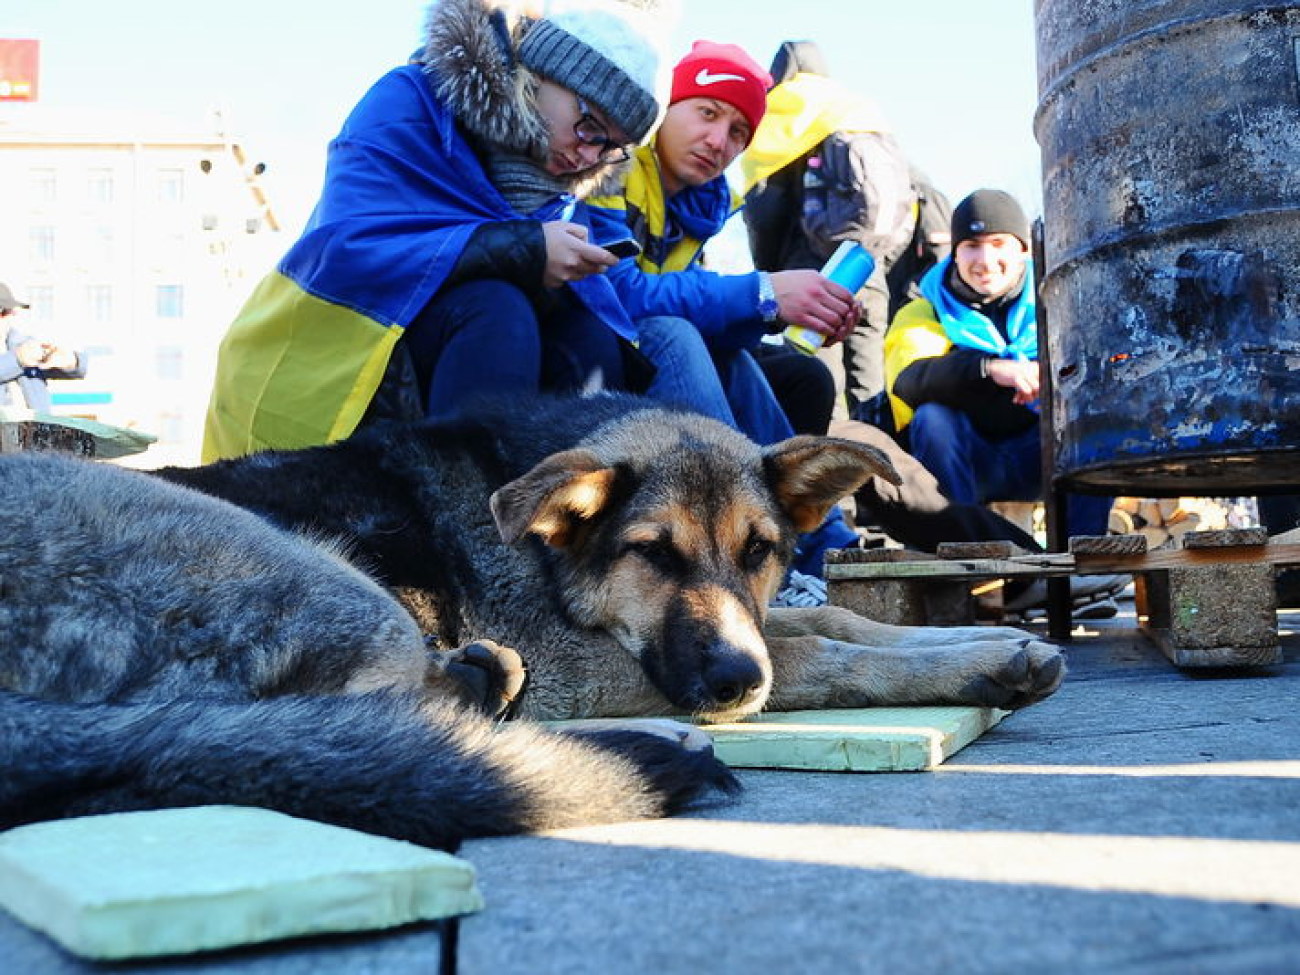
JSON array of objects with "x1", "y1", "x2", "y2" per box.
[{"x1": 517, "y1": 1, "x2": 669, "y2": 143}]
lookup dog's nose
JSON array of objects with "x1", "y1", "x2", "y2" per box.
[{"x1": 702, "y1": 654, "x2": 765, "y2": 710}]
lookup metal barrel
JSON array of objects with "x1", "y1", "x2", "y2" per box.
[{"x1": 1033, "y1": 0, "x2": 1300, "y2": 495}]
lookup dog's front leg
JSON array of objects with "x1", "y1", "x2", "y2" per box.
[{"x1": 762, "y1": 608, "x2": 1065, "y2": 712}]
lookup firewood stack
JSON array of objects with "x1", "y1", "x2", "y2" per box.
[{"x1": 1107, "y1": 497, "x2": 1238, "y2": 550}]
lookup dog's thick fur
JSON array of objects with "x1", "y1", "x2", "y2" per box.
[
  {"x1": 162, "y1": 394, "x2": 1064, "y2": 721},
  {"x1": 0, "y1": 394, "x2": 1063, "y2": 846},
  {"x1": 0, "y1": 446, "x2": 736, "y2": 850}
]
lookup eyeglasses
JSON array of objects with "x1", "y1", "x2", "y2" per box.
[{"x1": 573, "y1": 96, "x2": 631, "y2": 164}]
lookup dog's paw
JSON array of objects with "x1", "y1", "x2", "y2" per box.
[
  {"x1": 562, "y1": 720, "x2": 741, "y2": 812},
  {"x1": 437, "y1": 639, "x2": 528, "y2": 720},
  {"x1": 557, "y1": 717, "x2": 713, "y2": 752},
  {"x1": 957, "y1": 638, "x2": 1066, "y2": 710}
]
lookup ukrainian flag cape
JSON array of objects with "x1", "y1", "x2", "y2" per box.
[{"x1": 203, "y1": 65, "x2": 632, "y2": 461}]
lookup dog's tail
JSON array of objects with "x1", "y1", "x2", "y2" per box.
[{"x1": 0, "y1": 691, "x2": 739, "y2": 850}]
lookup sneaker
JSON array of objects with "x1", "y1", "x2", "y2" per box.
[
  {"x1": 771, "y1": 569, "x2": 828, "y2": 608},
  {"x1": 1003, "y1": 573, "x2": 1129, "y2": 615}
]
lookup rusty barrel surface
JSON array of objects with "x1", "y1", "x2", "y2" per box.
[{"x1": 1034, "y1": 1, "x2": 1300, "y2": 494}]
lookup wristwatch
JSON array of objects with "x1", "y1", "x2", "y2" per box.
[{"x1": 756, "y1": 272, "x2": 780, "y2": 324}]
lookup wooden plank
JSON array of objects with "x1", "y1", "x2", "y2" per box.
[
  {"x1": 699, "y1": 707, "x2": 1008, "y2": 772},
  {"x1": 936, "y1": 540, "x2": 1024, "y2": 560},
  {"x1": 1076, "y1": 542, "x2": 1300, "y2": 573},
  {"x1": 825, "y1": 553, "x2": 1075, "y2": 582},
  {"x1": 1069, "y1": 533, "x2": 1148, "y2": 556},
  {"x1": 1183, "y1": 527, "x2": 1269, "y2": 549}
]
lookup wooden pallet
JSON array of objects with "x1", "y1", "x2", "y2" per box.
[{"x1": 825, "y1": 530, "x2": 1299, "y2": 668}]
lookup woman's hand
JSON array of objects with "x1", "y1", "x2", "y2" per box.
[{"x1": 541, "y1": 221, "x2": 618, "y2": 289}]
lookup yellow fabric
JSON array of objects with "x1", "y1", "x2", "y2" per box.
[
  {"x1": 883, "y1": 298, "x2": 953, "y2": 432},
  {"x1": 202, "y1": 272, "x2": 401, "y2": 462},
  {"x1": 588, "y1": 144, "x2": 715, "y2": 274},
  {"x1": 740, "y1": 73, "x2": 893, "y2": 193}
]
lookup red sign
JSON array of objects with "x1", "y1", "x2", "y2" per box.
[{"x1": 0, "y1": 39, "x2": 40, "y2": 102}]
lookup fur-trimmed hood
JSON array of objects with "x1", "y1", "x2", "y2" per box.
[{"x1": 418, "y1": 0, "x2": 630, "y2": 197}]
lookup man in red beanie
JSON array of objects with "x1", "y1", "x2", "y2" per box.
[
  {"x1": 587, "y1": 40, "x2": 867, "y2": 587},
  {"x1": 588, "y1": 41, "x2": 859, "y2": 440}
]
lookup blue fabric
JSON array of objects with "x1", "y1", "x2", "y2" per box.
[
  {"x1": 907, "y1": 401, "x2": 1111, "y2": 536},
  {"x1": 280, "y1": 65, "x2": 634, "y2": 341},
  {"x1": 791, "y1": 506, "x2": 860, "y2": 578},
  {"x1": 405, "y1": 280, "x2": 625, "y2": 419},
  {"x1": 587, "y1": 179, "x2": 764, "y2": 352},
  {"x1": 636, "y1": 317, "x2": 795, "y2": 446},
  {"x1": 918, "y1": 257, "x2": 1038, "y2": 361}
]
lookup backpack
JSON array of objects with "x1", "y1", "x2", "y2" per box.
[
  {"x1": 885, "y1": 168, "x2": 953, "y2": 319},
  {"x1": 799, "y1": 129, "x2": 918, "y2": 268}
]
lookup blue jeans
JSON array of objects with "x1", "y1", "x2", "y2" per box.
[
  {"x1": 403, "y1": 280, "x2": 625, "y2": 419},
  {"x1": 636, "y1": 316, "x2": 793, "y2": 445},
  {"x1": 907, "y1": 402, "x2": 1112, "y2": 537}
]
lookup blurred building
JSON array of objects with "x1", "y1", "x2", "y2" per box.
[{"x1": 0, "y1": 103, "x2": 281, "y2": 465}]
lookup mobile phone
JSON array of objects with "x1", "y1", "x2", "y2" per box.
[{"x1": 602, "y1": 237, "x2": 642, "y2": 260}]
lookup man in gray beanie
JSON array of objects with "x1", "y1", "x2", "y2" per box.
[{"x1": 879, "y1": 188, "x2": 1124, "y2": 618}]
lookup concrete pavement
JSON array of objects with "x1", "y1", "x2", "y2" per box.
[{"x1": 6, "y1": 601, "x2": 1300, "y2": 973}]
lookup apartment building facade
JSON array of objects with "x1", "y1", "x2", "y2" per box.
[{"x1": 0, "y1": 106, "x2": 281, "y2": 465}]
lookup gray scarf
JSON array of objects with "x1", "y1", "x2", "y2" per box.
[{"x1": 483, "y1": 150, "x2": 573, "y2": 216}]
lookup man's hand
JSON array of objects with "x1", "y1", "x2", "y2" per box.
[
  {"x1": 985, "y1": 358, "x2": 1039, "y2": 405},
  {"x1": 770, "y1": 269, "x2": 859, "y2": 346},
  {"x1": 14, "y1": 340, "x2": 51, "y2": 368},
  {"x1": 14, "y1": 339, "x2": 77, "y2": 372},
  {"x1": 541, "y1": 221, "x2": 619, "y2": 289}
]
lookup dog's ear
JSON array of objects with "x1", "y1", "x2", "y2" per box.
[
  {"x1": 763, "y1": 436, "x2": 902, "y2": 534},
  {"x1": 490, "y1": 449, "x2": 619, "y2": 548}
]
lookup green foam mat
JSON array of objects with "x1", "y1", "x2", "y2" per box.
[
  {"x1": 0, "y1": 805, "x2": 483, "y2": 961},
  {"x1": 700, "y1": 706, "x2": 1008, "y2": 771}
]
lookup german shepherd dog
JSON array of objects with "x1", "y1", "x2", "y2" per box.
[{"x1": 0, "y1": 394, "x2": 1062, "y2": 847}]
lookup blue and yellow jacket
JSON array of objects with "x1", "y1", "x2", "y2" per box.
[{"x1": 586, "y1": 145, "x2": 768, "y2": 353}]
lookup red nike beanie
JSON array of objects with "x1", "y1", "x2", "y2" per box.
[{"x1": 670, "y1": 40, "x2": 772, "y2": 139}]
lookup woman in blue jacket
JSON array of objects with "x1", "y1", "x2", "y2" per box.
[{"x1": 204, "y1": 0, "x2": 669, "y2": 461}]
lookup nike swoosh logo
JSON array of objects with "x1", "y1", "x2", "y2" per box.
[{"x1": 695, "y1": 68, "x2": 746, "y2": 86}]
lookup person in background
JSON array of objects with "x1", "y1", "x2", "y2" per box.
[
  {"x1": 586, "y1": 40, "x2": 863, "y2": 587},
  {"x1": 202, "y1": 0, "x2": 670, "y2": 462},
  {"x1": 742, "y1": 40, "x2": 919, "y2": 420},
  {"x1": 881, "y1": 188, "x2": 1124, "y2": 616},
  {"x1": 0, "y1": 283, "x2": 87, "y2": 413}
]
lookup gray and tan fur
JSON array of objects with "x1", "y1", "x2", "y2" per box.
[
  {"x1": 0, "y1": 449, "x2": 735, "y2": 850},
  {"x1": 161, "y1": 394, "x2": 1065, "y2": 722}
]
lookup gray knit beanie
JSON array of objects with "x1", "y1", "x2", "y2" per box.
[{"x1": 518, "y1": 5, "x2": 664, "y2": 144}]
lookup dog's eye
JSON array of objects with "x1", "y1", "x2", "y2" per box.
[
  {"x1": 740, "y1": 536, "x2": 775, "y2": 572},
  {"x1": 627, "y1": 538, "x2": 684, "y2": 576}
]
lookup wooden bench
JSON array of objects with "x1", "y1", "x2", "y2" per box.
[{"x1": 826, "y1": 530, "x2": 1300, "y2": 668}]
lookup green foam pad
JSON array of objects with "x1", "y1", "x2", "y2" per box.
[
  {"x1": 700, "y1": 706, "x2": 1007, "y2": 771},
  {"x1": 0, "y1": 805, "x2": 484, "y2": 961}
]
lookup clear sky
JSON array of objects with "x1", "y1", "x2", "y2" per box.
[{"x1": 3, "y1": 0, "x2": 1043, "y2": 235}]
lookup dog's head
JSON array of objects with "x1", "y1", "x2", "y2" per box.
[{"x1": 489, "y1": 409, "x2": 899, "y2": 721}]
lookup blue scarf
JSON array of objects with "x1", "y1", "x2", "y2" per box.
[{"x1": 918, "y1": 257, "x2": 1037, "y2": 360}]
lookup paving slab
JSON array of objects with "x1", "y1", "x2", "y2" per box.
[{"x1": 4, "y1": 603, "x2": 1300, "y2": 974}]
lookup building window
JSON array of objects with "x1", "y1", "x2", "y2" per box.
[
  {"x1": 28, "y1": 168, "x2": 57, "y2": 204},
  {"x1": 86, "y1": 285, "x2": 113, "y2": 323},
  {"x1": 26, "y1": 286, "x2": 55, "y2": 322},
  {"x1": 28, "y1": 225, "x2": 55, "y2": 264},
  {"x1": 155, "y1": 285, "x2": 184, "y2": 319},
  {"x1": 87, "y1": 168, "x2": 115, "y2": 204},
  {"x1": 93, "y1": 225, "x2": 115, "y2": 264},
  {"x1": 156, "y1": 345, "x2": 184, "y2": 381},
  {"x1": 156, "y1": 168, "x2": 185, "y2": 204}
]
